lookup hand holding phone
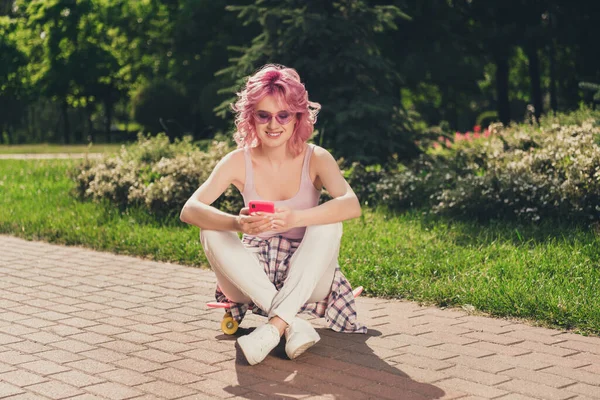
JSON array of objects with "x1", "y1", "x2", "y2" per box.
[{"x1": 237, "y1": 201, "x2": 275, "y2": 235}]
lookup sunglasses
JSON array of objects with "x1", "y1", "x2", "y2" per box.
[{"x1": 253, "y1": 110, "x2": 294, "y2": 125}]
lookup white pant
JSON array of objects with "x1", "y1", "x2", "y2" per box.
[{"x1": 200, "y1": 223, "x2": 342, "y2": 325}]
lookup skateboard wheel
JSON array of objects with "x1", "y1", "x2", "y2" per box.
[{"x1": 221, "y1": 312, "x2": 238, "y2": 335}]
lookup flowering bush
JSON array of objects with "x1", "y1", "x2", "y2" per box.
[
  {"x1": 72, "y1": 134, "x2": 242, "y2": 215},
  {"x1": 381, "y1": 115, "x2": 600, "y2": 222},
  {"x1": 432, "y1": 121, "x2": 600, "y2": 221},
  {"x1": 73, "y1": 109, "x2": 600, "y2": 223}
]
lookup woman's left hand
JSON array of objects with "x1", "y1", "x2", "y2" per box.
[{"x1": 269, "y1": 207, "x2": 298, "y2": 232}]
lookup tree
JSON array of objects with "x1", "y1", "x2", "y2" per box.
[
  {"x1": 381, "y1": 1, "x2": 488, "y2": 131},
  {"x1": 0, "y1": 15, "x2": 26, "y2": 143},
  {"x1": 217, "y1": 0, "x2": 416, "y2": 164},
  {"x1": 15, "y1": 0, "x2": 124, "y2": 143},
  {"x1": 169, "y1": 0, "x2": 259, "y2": 139},
  {"x1": 448, "y1": 0, "x2": 527, "y2": 126}
]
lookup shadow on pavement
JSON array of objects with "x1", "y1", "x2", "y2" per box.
[{"x1": 216, "y1": 327, "x2": 446, "y2": 399}]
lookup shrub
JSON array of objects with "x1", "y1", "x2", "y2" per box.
[
  {"x1": 430, "y1": 120, "x2": 600, "y2": 221},
  {"x1": 73, "y1": 109, "x2": 600, "y2": 223},
  {"x1": 377, "y1": 114, "x2": 600, "y2": 222},
  {"x1": 72, "y1": 133, "x2": 242, "y2": 216}
]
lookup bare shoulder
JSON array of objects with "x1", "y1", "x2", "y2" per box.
[
  {"x1": 311, "y1": 144, "x2": 333, "y2": 159},
  {"x1": 311, "y1": 145, "x2": 338, "y2": 167},
  {"x1": 217, "y1": 147, "x2": 244, "y2": 169},
  {"x1": 216, "y1": 148, "x2": 245, "y2": 188},
  {"x1": 309, "y1": 145, "x2": 341, "y2": 189}
]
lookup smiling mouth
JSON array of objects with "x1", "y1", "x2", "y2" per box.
[{"x1": 266, "y1": 131, "x2": 282, "y2": 138}]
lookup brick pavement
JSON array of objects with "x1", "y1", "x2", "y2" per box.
[{"x1": 0, "y1": 235, "x2": 598, "y2": 400}]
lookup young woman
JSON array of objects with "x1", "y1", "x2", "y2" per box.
[{"x1": 180, "y1": 64, "x2": 366, "y2": 366}]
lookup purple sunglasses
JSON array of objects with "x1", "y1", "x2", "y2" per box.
[{"x1": 253, "y1": 110, "x2": 294, "y2": 125}]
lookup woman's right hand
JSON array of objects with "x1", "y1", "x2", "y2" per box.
[{"x1": 236, "y1": 207, "x2": 272, "y2": 235}]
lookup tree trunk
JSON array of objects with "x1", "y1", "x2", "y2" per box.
[
  {"x1": 548, "y1": 39, "x2": 558, "y2": 113},
  {"x1": 87, "y1": 106, "x2": 95, "y2": 143},
  {"x1": 0, "y1": 122, "x2": 6, "y2": 144},
  {"x1": 0, "y1": 0, "x2": 12, "y2": 16},
  {"x1": 26, "y1": 104, "x2": 34, "y2": 142},
  {"x1": 526, "y1": 43, "x2": 543, "y2": 122},
  {"x1": 62, "y1": 100, "x2": 70, "y2": 144},
  {"x1": 75, "y1": 108, "x2": 84, "y2": 144},
  {"x1": 495, "y1": 53, "x2": 511, "y2": 126},
  {"x1": 104, "y1": 100, "x2": 113, "y2": 143}
]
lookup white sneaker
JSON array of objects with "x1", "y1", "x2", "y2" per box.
[
  {"x1": 284, "y1": 318, "x2": 320, "y2": 360},
  {"x1": 237, "y1": 323, "x2": 281, "y2": 365}
]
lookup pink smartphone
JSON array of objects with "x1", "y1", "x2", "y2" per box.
[{"x1": 248, "y1": 200, "x2": 275, "y2": 214}]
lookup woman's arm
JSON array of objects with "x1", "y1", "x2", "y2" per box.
[
  {"x1": 179, "y1": 152, "x2": 241, "y2": 231},
  {"x1": 180, "y1": 150, "x2": 272, "y2": 233},
  {"x1": 271, "y1": 147, "x2": 361, "y2": 230}
]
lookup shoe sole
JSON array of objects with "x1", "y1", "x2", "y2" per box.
[{"x1": 288, "y1": 339, "x2": 317, "y2": 359}]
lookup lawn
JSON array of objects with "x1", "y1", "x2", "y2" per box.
[
  {"x1": 0, "y1": 143, "x2": 123, "y2": 154},
  {"x1": 1, "y1": 159, "x2": 599, "y2": 335}
]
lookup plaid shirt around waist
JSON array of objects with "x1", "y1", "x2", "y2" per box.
[{"x1": 214, "y1": 234, "x2": 367, "y2": 334}]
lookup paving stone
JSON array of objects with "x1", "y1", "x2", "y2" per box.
[
  {"x1": 37, "y1": 349, "x2": 84, "y2": 364},
  {"x1": 51, "y1": 370, "x2": 105, "y2": 387},
  {"x1": 556, "y1": 340, "x2": 600, "y2": 355},
  {"x1": 66, "y1": 359, "x2": 116, "y2": 374},
  {"x1": 563, "y1": 382, "x2": 600, "y2": 398},
  {"x1": 113, "y1": 357, "x2": 163, "y2": 373},
  {"x1": 0, "y1": 369, "x2": 47, "y2": 386},
  {"x1": 436, "y1": 377, "x2": 507, "y2": 398},
  {"x1": 148, "y1": 367, "x2": 203, "y2": 384},
  {"x1": 1, "y1": 393, "x2": 49, "y2": 400},
  {"x1": 190, "y1": 377, "x2": 250, "y2": 398},
  {"x1": 85, "y1": 382, "x2": 143, "y2": 400},
  {"x1": 165, "y1": 358, "x2": 221, "y2": 375},
  {"x1": 0, "y1": 382, "x2": 25, "y2": 398},
  {"x1": 136, "y1": 380, "x2": 197, "y2": 399},
  {"x1": 498, "y1": 366, "x2": 576, "y2": 388},
  {"x1": 6, "y1": 340, "x2": 52, "y2": 354},
  {"x1": 513, "y1": 340, "x2": 579, "y2": 357},
  {"x1": 130, "y1": 349, "x2": 181, "y2": 363},
  {"x1": 20, "y1": 359, "x2": 70, "y2": 375},
  {"x1": 542, "y1": 366, "x2": 600, "y2": 386},
  {"x1": 497, "y1": 378, "x2": 579, "y2": 400},
  {"x1": 443, "y1": 364, "x2": 512, "y2": 386},
  {"x1": 79, "y1": 348, "x2": 128, "y2": 363},
  {"x1": 27, "y1": 380, "x2": 83, "y2": 399},
  {"x1": 50, "y1": 339, "x2": 96, "y2": 353}
]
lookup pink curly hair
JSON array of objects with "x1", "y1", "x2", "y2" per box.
[{"x1": 231, "y1": 64, "x2": 321, "y2": 156}]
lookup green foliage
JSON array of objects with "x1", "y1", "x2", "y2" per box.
[
  {"x1": 3, "y1": 0, "x2": 600, "y2": 152},
  {"x1": 540, "y1": 104, "x2": 600, "y2": 128},
  {"x1": 131, "y1": 79, "x2": 190, "y2": 137},
  {"x1": 0, "y1": 16, "x2": 27, "y2": 138},
  {"x1": 476, "y1": 110, "x2": 499, "y2": 127},
  {"x1": 13, "y1": 0, "x2": 125, "y2": 142},
  {"x1": 579, "y1": 81, "x2": 600, "y2": 104},
  {"x1": 217, "y1": 0, "x2": 418, "y2": 164},
  {"x1": 71, "y1": 133, "x2": 242, "y2": 216}
]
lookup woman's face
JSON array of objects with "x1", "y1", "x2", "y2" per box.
[{"x1": 253, "y1": 95, "x2": 297, "y2": 149}]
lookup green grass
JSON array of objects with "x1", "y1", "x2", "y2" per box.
[
  {"x1": 0, "y1": 143, "x2": 123, "y2": 154},
  {"x1": 1, "y1": 159, "x2": 599, "y2": 335}
]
